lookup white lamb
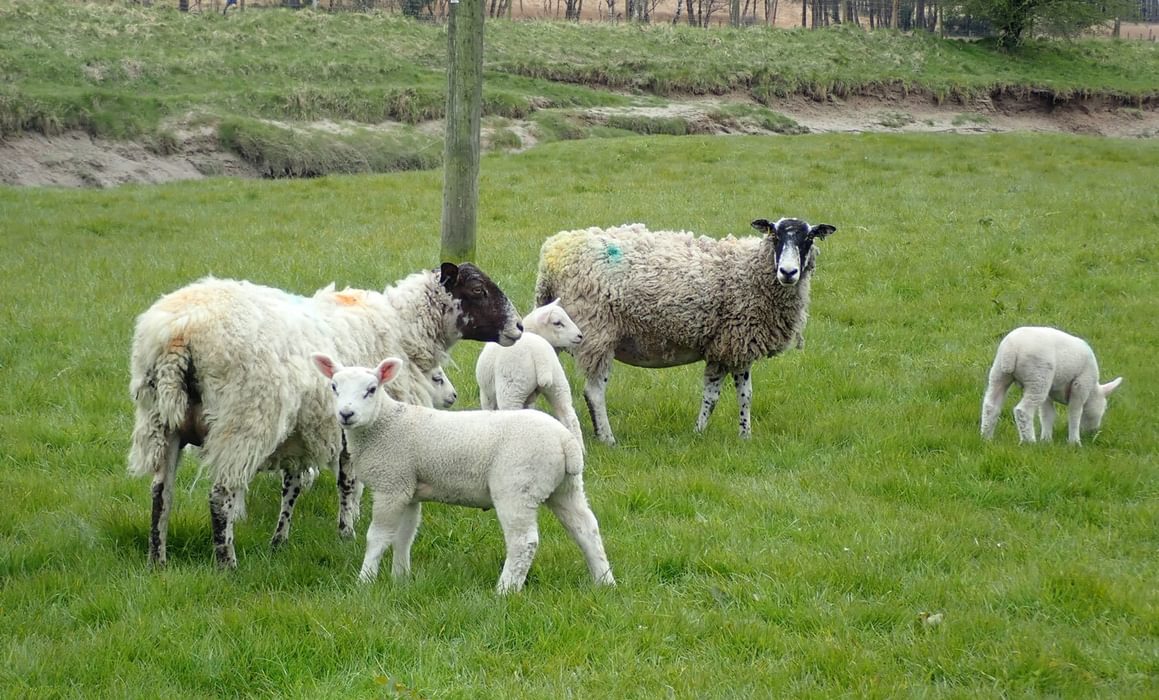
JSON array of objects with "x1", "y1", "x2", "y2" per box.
[
  {"x1": 128, "y1": 263, "x2": 523, "y2": 569},
  {"x1": 475, "y1": 299, "x2": 585, "y2": 445},
  {"x1": 312, "y1": 353, "x2": 615, "y2": 594},
  {"x1": 980, "y1": 326, "x2": 1122, "y2": 445},
  {"x1": 423, "y1": 365, "x2": 458, "y2": 409}
]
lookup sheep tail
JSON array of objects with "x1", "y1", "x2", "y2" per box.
[
  {"x1": 562, "y1": 431, "x2": 584, "y2": 476},
  {"x1": 127, "y1": 334, "x2": 192, "y2": 478}
]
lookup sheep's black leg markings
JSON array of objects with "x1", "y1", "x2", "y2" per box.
[
  {"x1": 209, "y1": 483, "x2": 237, "y2": 569},
  {"x1": 337, "y1": 446, "x2": 359, "y2": 538},
  {"x1": 696, "y1": 363, "x2": 727, "y2": 433},
  {"x1": 270, "y1": 468, "x2": 303, "y2": 549},
  {"x1": 148, "y1": 434, "x2": 180, "y2": 567},
  {"x1": 732, "y1": 367, "x2": 753, "y2": 439}
]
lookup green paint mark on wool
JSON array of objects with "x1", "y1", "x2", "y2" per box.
[{"x1": 604, "y1": 244, "x2": 623, "y2": 263}]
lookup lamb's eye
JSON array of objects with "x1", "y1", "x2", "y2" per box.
[
  {"x1": 432, "y1": 376, "x2": 444, "y2": 385},
  {"x1": 330, "y1": 382, "x2": 337, "y2": 393},
  {"x1": 364, "y1": 386, "x2": 376, "y2": 398},
  {"x1": 553, "y1": 320, "x2": 564, "y2": 327}
]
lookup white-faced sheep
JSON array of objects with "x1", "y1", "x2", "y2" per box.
[
  {"x1": 475, "y1": 299, "x2": 585, "y2": 445},
  {"x1": 312, "y1": 353, "x2": 615, "y2": 594},
  {"x1": 534, "y1": 218, "x2": 837, "y2": 445},
  {"x1": 980, "y1": 326, "x2": 1122, "y2": 445},
  {"x1": 423, "y1": 365, "x2": 458, "y2": 409},
  {"x1": 128, "y1": 263, "x2": 523, "y2": 569}
]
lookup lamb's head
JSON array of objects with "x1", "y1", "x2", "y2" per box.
[
  {"x1": 522, "y1": 298, "x2": 584, "y2": 351},
  {"x1": 311, "y1": 353, "x2": 404, "y2": 429},
  {"x1": 1081, "y1": 377, "x2": 1124, "y2": 433},
  {"x1": 751, "y1": 218, "x2": 837, "y2": 286},
  {"x1": 424, "y1": 365, "x2": 458, "y2": 409},
  {"x1": 439, "y1": 262, "x2": 523, "y2": 347}
]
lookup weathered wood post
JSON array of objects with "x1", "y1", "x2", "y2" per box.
[{"x1": 440, "y1": 0, "x2": 485, "y2": 263}]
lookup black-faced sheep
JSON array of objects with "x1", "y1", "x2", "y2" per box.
[{"x1": 534, "y1": 218, "x2": 836, "y2": 445}]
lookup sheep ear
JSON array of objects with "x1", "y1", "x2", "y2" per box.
[
  {"x1": 1100, "y1": 377, "x2": 1123, "y2": 396},
  {"x1": 311, "y1": 353, "x2": 339, "y2": 379},
  {"x1": 439, "y1": 263, "x2": 459, "y2": 290},
  {"x1": 375, "y1": 357, "x2": 404, "y2": 385},
  {"x1": 810, "y1": 224, "x2": 837, "y2": 239},
  {"x1": 751, "y1": 219, "x2": 773, "y2": 234}
]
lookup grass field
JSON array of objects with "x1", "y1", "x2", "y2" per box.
[{"x1": 2, "y1": 132, "x2": 1158, "y2": 696}]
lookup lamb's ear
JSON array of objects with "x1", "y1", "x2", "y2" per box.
[
  {"x1": 751, "y1": 219, "x2": 774, "y2": 234},
  {"x1": 375, "y1": 357, "x2": 404, "y2": 385},
  {"x1": 1100, "y1": 377, "x2": 1123, "y2": 396},
  {"x1": 311, "y1": 353, "x2": 340, "y2": 379},
  {"x1": 809, "y1": 224, "x2": 837, "y2": 239},
  {"x1": 439, "y1": 262, "x2": 459, "y2": 291}
]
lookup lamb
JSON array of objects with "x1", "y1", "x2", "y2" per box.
[
  {"x1": 423, "y1": 365, "x2": 458, "y2": 409},
  {"x1": 475, "y1": 299, "x2": 585, "y2": 445},
  {"x1": 980, "y1": 326, "x2": 1122, "y2": 445},
  {"x1": 534, "y1": 218, "x2": 837, "y2": 445},
  {"x1": 128, "y1": 263, "x2": 523, "y2": 569},
  {"x1": 312, "y1": 353, "x2": 615, "y2": 594}
]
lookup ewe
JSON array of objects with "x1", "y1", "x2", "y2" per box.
[
  {"x1": 535, "y1": 218, "x2": 837, "y2": 444},
  {"x1": 475, "y1": 299, "x2": 585, "y2": 445},
  {"x1": 980, "y1": 326, "x2": 1122, "y2": 445},
  {"x1": 313, "y1": 353, "x2": 615, "y2": 594},
  {"x1": 128, "y1": 263, "x2": 522, "y2": 568}
]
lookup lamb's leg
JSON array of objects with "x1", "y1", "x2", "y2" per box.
[
  {"x1": 359, "y1": 493, "x2": 410, "y2": 583},
  {"x1": 581, "y1": 354, "x2": 616, "y2": 446},
  {"x1": 148, "y1": 433, "x2": 181, "y2": 567},
  {"x1": 493, "y1": 500, "x2": 540, "y2": 594},
  {"x1": 209, "y1": 483, "x2": 241, "y2": 569},
  {"x1": 336, "y1": 446, "x2": 362, "y2": 539},
  {"x1": 391, "y1": 502, "x2": 422, "y2": 580},
  {"x1": 1066, "y1": 388, "x2": 1086, "y2": 446},
  {"x1": 269, "y1": 468, "x2": 304, "y2": 550},
  {"x1": 543, "y1": 380, "x2": 585, "y2": 446},
  {"x1": 731, "y1": 366, "x2": 753, "y2": 439},
  {"x1": 1038, "y1": 399, "x2": 1056, "y2": 442},
  {"x1": 696, "y1": 362, "x2": 727, "y2": 434},
  {"x1": 980, "y1": 372, "x2": 1013, "y2": 440},
  {"x1": 547, "y1": 476, "x2": 615, "y2": 587},
  {"x1": 1012, "y1": 381, "x2": 1049, "y2": 444}
]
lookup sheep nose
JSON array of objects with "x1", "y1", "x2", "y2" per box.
[
  {"x1": 515, "y1": 321, "x2": 524, "y2": 332},
  {"x1": 339, "y1": 409, "x2": 354, "y2": 423},
  {"x1": 779, "y1": 267, "x2": 799, "y2": 281}
]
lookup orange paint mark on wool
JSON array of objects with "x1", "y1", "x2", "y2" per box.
[
  {"x1": 155, "y1": 286, "x2": 225, "y2": 313},
  {"x1": 331, "y1": 290, "x2": 367, "y2": 306}
]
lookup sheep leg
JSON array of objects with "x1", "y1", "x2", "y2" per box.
[
  {"x1": 390, "y1": 502, "x2": 422, "y2": 580},
  {"x1": 582, "y1": 356, "x2": 616, "y2": 446},
  {"x1": 336, "y1": 446, "x2": 362, "y2": 538},
  {"x1": 148, "y1": 433, "x2": 181, "y2": 567},
  {"x1": 209, "y1": 483, "x2": 241, "y2": 569},
  {"x1": 269, "y1": 468, "x2": 304, "y2": 550},
  {"x1": 359, "y1": 493, "x2": 410, "y2": 583},
  {"x1": 696, "y1": 362, "x2": 727, "y2": 434},
  {"x1": 732, "y1": 366, "x2": 753, "y2": 439},
  {"x1": 980, "y1": 372, "x2": 1013, "y2": 440},
  {"x1": 543, "y1": 381, "x2": 585, "y2": 445},
  {"x1": 1066, "y1": 391, "x2": 1085, "y2": 446},
  {"x1": 1012, "y1": 382, "x2": 1049, "y2": 444},
  {"x1": 547, "y1": 476, "x2": 615, "y2": 587},
  {"x1": 1038, "y1": 400, "x2": 1056, "y2": 442},
  {"x1": 494, "y1": 500, "x2": 540, "y2": 594}
]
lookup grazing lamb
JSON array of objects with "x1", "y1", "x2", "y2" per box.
[
  {"x1": 534, "y1": 218, "x2": 837, "y2": 444},
  {"x1": 980, "y1": 326, "x2": 1122, "y2": 445},
  {"x1": 312, "y1": 353, "x2": 615, "y2": 594},
  {"x1": 475, "y1": 299, "x2": 585, "y2": 445},
  {"x1": 128, "y1": 263, "x2": 523, "y2": 569}
]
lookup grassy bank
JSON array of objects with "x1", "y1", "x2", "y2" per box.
[
  {"x1": 2, "y1": 133, "x2": 1157, "y2": 696},
  {"x1": 1, "y1": 0, "x2": 1157, "y2": 176}
]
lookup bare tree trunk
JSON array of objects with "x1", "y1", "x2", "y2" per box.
[
  {"x1": 801, "y1": 0, "x2": 806, "y2": 26},
  {"x1": 890, "y1": 0, "x2": 898, "y2": 28},
  {"x1": 442, "y1": 0, "x2": 485, "y2": 262}
]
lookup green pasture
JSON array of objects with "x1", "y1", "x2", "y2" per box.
[{"x1": 2, "y1": 133, "x2": 1158, "y2": 697}]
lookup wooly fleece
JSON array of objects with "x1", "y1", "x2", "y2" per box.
[
  {"x1": 475, "y1": 299, "x2": 584, "y2": 445},
  {"x1": 314, "y1": 354, "x2": 615, "y2": 594},
  {"x1": 980, "y1": 326, "x2": 1122, "y2": 445}
]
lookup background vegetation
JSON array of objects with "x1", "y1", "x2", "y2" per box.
[
  {"x1": 1, "y1": 0, "x2": 1157, "y2": 176},
  {"x1": 2, "y1": 132, "x2": 1158, "y2": 697}
]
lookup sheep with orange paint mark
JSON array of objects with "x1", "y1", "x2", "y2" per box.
[{"x1": 127, "y1": 263, "x2": 523, "y2": 570}]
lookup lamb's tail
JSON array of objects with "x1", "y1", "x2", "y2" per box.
[
  {"x1": 562, "y1": 429, "x2": 584, "y2": 476},
  {"x1": 127, "y1": 330, "x2": 193, "y2": 479}
]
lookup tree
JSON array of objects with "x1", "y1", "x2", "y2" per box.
[{"x1": 960, "y1": 0, "x2": 1139, "y2": 49}]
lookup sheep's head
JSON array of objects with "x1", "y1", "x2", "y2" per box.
[
  {"x1": 751, "y1": 218, "x2": 837, "y2": 286},
  {"x1": 311, "y1": 353, "x2": 404, "y2": 429},
  {"x1": 1081, "y1": 376, "x2": 1123, "y2": 433},
  {"x1": 440, "y1": 262, "x2": 523, "y2": 347},
  {"x1": 424, "y1": 365, "x2": 458, "y2": 409},
  {"x1": 523, "y1": 298, "x2": 584, "y2": 351}
]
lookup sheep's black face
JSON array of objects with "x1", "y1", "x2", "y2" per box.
[
  {"x1": 440, "y1": 262, "x2": 523, "y2": 346},
  {"x1": 751, "y1": 218, "x2": 837, "y2": 286}
]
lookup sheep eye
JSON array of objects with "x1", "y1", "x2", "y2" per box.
[
  {"x1": 364, "y1": 386, "x2": 376, "y2": 398},
  {"x1": 330, "y1": 382, "x2": 337, "y2": 393},
  {"x1": 432, "y1": 376, "x2": 444, "y2": 385},
  {"x1": 553, "y1": 320, "x2": 564, "y2": 327}
]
